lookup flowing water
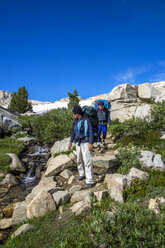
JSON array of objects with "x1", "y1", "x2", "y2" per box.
[{"x1": 0, "y1": 145, "x2": 50, "y2": 211}]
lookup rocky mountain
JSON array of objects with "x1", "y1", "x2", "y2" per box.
[{"x1": 0, "y1": 81, "x2": 165, "y2": 122}]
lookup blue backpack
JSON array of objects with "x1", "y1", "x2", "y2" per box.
[{"x1": 94, "y1": 100, "x2": 111, "y2": 110}]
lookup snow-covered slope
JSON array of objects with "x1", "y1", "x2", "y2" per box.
[{"x1": 32, "y1": 99, "x2": 94, "y2": 114}]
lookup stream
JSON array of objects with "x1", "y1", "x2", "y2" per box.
[
  {"x1": 0, "y1": 145, "x2": 50, "y2": 211},
  {"x1": 0, "y1": 145, "x2": 50, "y2": 245}
]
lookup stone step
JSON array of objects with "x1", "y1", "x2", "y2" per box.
[{"x1": 92, "y1": 155, "x2": 118, "y2": 168}]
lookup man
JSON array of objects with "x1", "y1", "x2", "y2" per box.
[
  {"x1": 68, "y1": 105, "x2": 94, "y2": 188},
  {"x1": 97, "y1": 101, "x2": 110, "y2": 150}
]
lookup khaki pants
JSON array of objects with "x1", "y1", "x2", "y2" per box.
[{"x1": 76, "y1": 142, "x2": 94, "y2": 184}]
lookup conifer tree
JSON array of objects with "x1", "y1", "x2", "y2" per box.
[
  {"x1": 8, "y1": 86, "x2": 32, "y2": 113},
  {"x1": 67, "y1": 89, "x2": 80, "y2": 109}
]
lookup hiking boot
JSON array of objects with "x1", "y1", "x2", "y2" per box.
[
  {"x1": 85, "y1": 183, "x2": 95, "y2": 188},
  {"x1": 102, "y1": 139, "x2": 106, "y2": 146},
  {"x1": 78, "y1": 176, "x2": 85, "y2": 181}
]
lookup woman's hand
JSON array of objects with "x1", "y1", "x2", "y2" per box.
[
  {"x1": 68, "y1": 142, "x2": 72, "y2": 150},
  {"x1": 89, "y1": 144, "x2": 93, "y2": 151}
]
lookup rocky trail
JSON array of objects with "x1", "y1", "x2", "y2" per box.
[{"x1": 0, "y1": 132, "x2": 165, "y2": 245}]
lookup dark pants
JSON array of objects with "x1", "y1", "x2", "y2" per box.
[{"x1": 97, "y1": 124, "x2": 107, "y2": 143}]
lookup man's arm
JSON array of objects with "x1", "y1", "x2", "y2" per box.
[{"x1": 68, "y1": 121, "x2": 76, "y2": 150}]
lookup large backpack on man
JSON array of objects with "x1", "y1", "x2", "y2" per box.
[{"x1": 82, "y1": 106, "x2": 99, "y2": 142}]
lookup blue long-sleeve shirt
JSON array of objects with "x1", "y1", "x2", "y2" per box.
[{"x1": 70, "y1": 117, "x2": 93, "y2": 144}]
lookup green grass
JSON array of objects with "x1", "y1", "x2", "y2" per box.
[
  {"x1": 3, "y1": 197, "x2": 165, "y2": 248},
  {"x1": 0, "y1": 137, "x2": 24, "y2": 172},
  {"x1": 0, "y1": 176, "x2": 4, "y2": 183},
  {"x1": 53, "y1": 147, "x2": 76, "y2": 158},
  {"x1": 107, "y1": 121, "x2": 121, "y2": 134}
]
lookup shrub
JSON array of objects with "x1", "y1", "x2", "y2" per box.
[
  {"x1": 19, "y1": 108, "x2": 74, "y2": 144},
  {"x1": 124, "y1": 169, "x2": 165, "y2": 202},
  {"x1": 112, "y1": 117, "x2": 150, "y2": 140},
  {"x1": 119, "y1": 130, "x2": 161, "y2": 148},
  {"x1": 117, "y1": 144, "x2": 141, "y2": 174},
  {"x1": 150, "y1": 100, "x2": 165, "y2": 130}
]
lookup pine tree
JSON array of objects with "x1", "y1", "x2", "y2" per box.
[
  {"x1": 8, "y1": 86, "x2": 32, "y2": 113},
  {"x1": 68, "y1": 89, "x2": 80, "y2": 109}
]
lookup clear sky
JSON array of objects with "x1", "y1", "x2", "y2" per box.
[{"x1": 0, "y1": 0, "x2": 165, "y2": 101}]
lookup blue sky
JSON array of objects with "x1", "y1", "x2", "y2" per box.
[{"x1": 0, "y1": 0, "x2": 165, "y2": 101}]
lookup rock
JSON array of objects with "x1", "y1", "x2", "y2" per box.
[
  {"x1": 109, "y1": 186, "x2": 124, "y2": 203},
  {"x1": 45, "y1": 155, "x2": 72, "y2": 177},
  {"x1": 52, "y1": 191, "x2": 70, "y2": 206},
  {"x1": 107, "y1": 144, "x2": 116, "y2": 149},
  {"x1": 128, "y1": 167, "x2": 148, "y2": 180},
  {"x1": 110, "y1": 101, "x2": 151, "y2": 122},
  {"x1": 12, "y1": 201, "x2": 27, "y2": 225},
  {"x1": 106, "y1": 133, "x2": 113, "y2": 139},
  {"x1": 113, "y1": 149, "x2": 120, "y2": 156},
  {"x1": 153, "y1": 154, "x2": 165, "y2": 171},
  {"x1": 21, "y1": 157, "x2": 30, "y2": 163},
  {"x1": 30, "y1": 176, "x2": 57, "y2": 198},
  {"x1": 92, "y1": 155, "x2": 118, "y2": 168},
  {"x1": 0, "y1": 173, "x2": 5, "y2": 178},
  {"x1": 0, "y1": 186, "x2": 9, "y2": 197},
  {"x1": 70, "y1": 190, "x2": 91, "y2": 203},
  {"x1": 138, "y1": 83, "x2": 160, "y2": 101},
  {"x1": 60, "y1": 169, "x2": 73, "y2": 179},
  {"x1": 110, "y1": 83, "x2": 137, "y2": 102},
  {"x1": 0, "y1": 173, "x2": 20, "y2": 186},
  {"x1": 69, "y1": 185, "x2": 82, "y2": 195},
  {"x1": 155, "y1": 92, "x2": 165, "y2": 102},
  {"x1": 148, "y1": 198, "x2": 160, "y2": 214},
  {"x1": 134, "y1": 104, "x2": 151, "y2": 119},
  {"x1": 3, "y1": 203, "x2": 16, "y2": 218},
  {"x1": 94, "y1": 191, "x2": 107, "y2": 201},
  {"x1": 160, "y1": 134, "x2": 165, "y2": 140},
  {"x1": 68, "y1": 175, "x2": 75, "y2": 184},
  {"x1": 27, "y1": 191, "x2": 56, "y2": 219},
  {"x1": 0, "y1": 218, "x2": 12, "y2": 229},
  {"x1": 140, "y1": 151, "x2": 154, "y2": 168},
  {"x1": 0, "y1": 211, "x2": 3, "y2": 220},
  {"x1": 50, "y1": 137, "x2": 71, "y2": 155},
  {"x1": 68, "y1": 153, "x2": 76, "y2": 160},
  {"x1": 17, "y1": 137, "x2": 36, "y2": 145},
  {"x1": 104, "y1": 174, "x2": 128, "y2": 190},
  {"x1": 140, "y1": 151, "x2": 165, "y2": 171},
  {"x1": 11, "y1": 224, "x2": 34, "y2": 239},
  {"x1": 29, "y1": 161, "x2": 34, "y2": 167},
  {"x1": 0, "y1": 106, "x2": 21, "y2": 129},
  {"x1": 70, "y1": 201, "x2": 91, "y2": 215},
  {"x1": 159, "y1": 197, "x2": 165, "y2": 206},
  {"x1": 7, "y1": 153, "x2": 25, "y2": 173}
]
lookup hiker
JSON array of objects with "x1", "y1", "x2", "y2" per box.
[
  {"x1": 97, "y1": 101, "x2": 110, "y2": 150},
  {"x1": 68, "y1": 105, "x2": 94, "y2": 188}
]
